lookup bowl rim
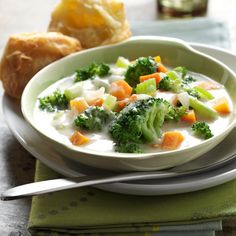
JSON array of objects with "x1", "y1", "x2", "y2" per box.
[{"x1": 21, "y1": 35, "x2": 236, "y2": 159}]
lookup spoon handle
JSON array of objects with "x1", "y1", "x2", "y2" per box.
[{"x1": 1, "y1": 171, "x2": 179, "y2": 200}]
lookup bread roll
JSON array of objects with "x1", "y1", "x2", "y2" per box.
[
  {"x1": 0, "y1": 32, "x2": 82, "y2": 98},
  {"x1": 48, "y1": 0, "x2": 131, "y2": 49}
]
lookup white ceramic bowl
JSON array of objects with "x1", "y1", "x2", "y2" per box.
[{"x1": 21, "y1": 36, "x2": 236, "y2": 171}]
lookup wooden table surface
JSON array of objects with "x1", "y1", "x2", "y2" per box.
[{"x1": 0, "y1": 0, "x2": 236, "y2": 235}]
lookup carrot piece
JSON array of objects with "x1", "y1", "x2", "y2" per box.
[
  {"x1": 117, "y1": 98, "x2": 130, "y2": 110},
  {"x1": 154, "y1": 56, "x2": 168, "y2": 72},
  {"x1": 70, "y1": 97, "x2": 89, "y2": 113},
  {"x1": 117, "y1": 95, "x2": 138, "y2": 111},
  {"x1": 139, "y1": 72, "x2": 162, "y2": 85},
  {"x1": 154, "y1": 56, "x2": 161, "y2": 63},
  {"x1": 181, "y1": 110, "x2": 197, "y2": 123},
  {"x1": 109, "y1": 80, "x2": 132, "y2": 100},
  {"x1": 197, "y1": 82, "x2": 221, "y2": 90},
  {"x1": 161, "y1": 131, "x2": 184, "y2": 150},
  {"x1": 212, "y1": 97, "x2": 230, "y2": 114},
  {"x1": 70, "y1": 131, "x2": 90, "y2": 146},
  {"x1": 90, "y1": 98, "x2": 104, "y2": 107},
  {"x1": 129, "y1": 94, "x2": 138, "y2": 102},
  {"x1": 157, "y1": 63, "x2": 168, "y2": 73}
]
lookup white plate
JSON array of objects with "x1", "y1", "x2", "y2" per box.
[{"x1": 3, "y1": 43, "x2": 236, "y2": 195}]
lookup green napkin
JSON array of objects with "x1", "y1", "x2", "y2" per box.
[{"x1": 28, "y1": 161, "x2": 236, "y2": 235}]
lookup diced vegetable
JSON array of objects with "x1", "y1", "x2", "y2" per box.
[
  {"x1": 51, "y1": 111, "x2": 66, "y2": 130},
  {"x1": 129, "y1": 94, "x2": 138, "y2": 102},
  {"x1": 161, "y1": 131, "x2": 184, "y2": 150},
  {"x1": 103, "y1": 94, "x2": 117, "y2": 111},
  {"x1": 70, "y1": 97, "x2": 89, "y2": 114},
  {"x1": 139, "y1": 72, "x2": 162, "y2": 85},
  {"x1": 108, "y1": 75, "x2": 125, "y2": 84},
  {"x1": 194, "y1": 86, "x2": 214, "y2": 100},
  {"x1": 136, "y1": 78, "x2": 156, "y2": 95},
  {"x1": 116, "y1": 56, "x2": 130, "y2": 68},
  {"x1": 84, "y1": 87, "x2": 105, "y2": 105},
  {"x1": 197, "y1": 82, "x2": 221, "y2": 90},
  {"x1": 117, "y1": 98, "x2": 130, "y2": 110},
  {"x1": 93, "y1": 78, "x2": 110, "y2": 91},
  {"x1": 181, "y1": 110, "x2": 196, "y2": 123},
  {"x1": 64, "y1": 83, "x2": 83, "y2": 100},
  {"x1": 91, "y1": 98, "x2": 104, "y2": 107},
  {"x1": 177, "y1": 92, "x2": 190, "y2": 108},
  {"x1": 189, "y1": 96, "x2": 218, "y2": 119},
  {"x1": 154, "y1": 56, "x2": 161, "y2": 63},
  {"x1": 153, "y1": 56, "x2": 168, "y2": 72},
  {"x1": 109, "y1": 80, "x2": 132, "y2": 100},
  {"x1": 157, "y1": 63, "x2": 168, "y2": 73},
  {"x1": 167, "y1": 71, "x2": 179, "y2": 80},
  {"x1": 70, "y1": 131, "x2": 90, "y2": 146},
  {"x1": 212, "y1": 97, "x2": 230, "y2": 114}
]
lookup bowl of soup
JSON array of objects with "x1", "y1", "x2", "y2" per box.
[{"x1": 21, "y1": 36, "x2": 236, "y2": 171}]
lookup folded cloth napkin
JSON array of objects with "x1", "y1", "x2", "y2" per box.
[
  {"x1": 28, "y1": 18, "x2": 233, "y2": 235},
  {"x1": 28, "y1": 161, "x2": 235, "y2": 235}
]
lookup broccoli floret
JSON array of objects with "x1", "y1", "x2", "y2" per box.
[
  {"x1": 174, "y1": 66, "x2": 197, "y2": 86},
  {"x1": 109, "y1": 98, "x2": 167, "y2": 153},
  {"x1": 74, "y1": 106, "x2": 114, "y2": 131},
  {"x1": 158, "y1": 76, "x2": 182, "y2": 93},
  {"x1": 158, "y1": 76, "x2": 172, "y2": 91},
  {"x1": 158, "y1": 74, "x2": 199, "y2": 98},
  {"x1": 89, "y1": 63, "x2": 110, "y2": 77},
  {"x1": 39, "y1": 90, "x2": 69, "y2": 112},
  {"x1": 115, "y1": 142, "x2": 143, "y2": 153},
  {"x1": 174, "y1": 66, "x2": 187, "y2": 78},
  {"x1": 75, "y1": 68, "x2": 91, "y2": 82},
  {"x1": 192, "y1": 121, "x2": 214, "y2": 139},
  {"x1": 75, "y1": 63, "x2": 110, "y2": 82},
  {"x1": 163, "y1": 101, "x2": 187, "y2": 121},
  {"x1": 183, "y1": 75, "x2": 196, "y2": 84},
  {"x1": 174, "y1": 67, "x2": 196, "y2": 82},
  {"x1": 183, "y1": 86, "x2": 200, "y2": 99},
  {"x1": 125, "y1": 56, "x2": 158, "y2": 87}
]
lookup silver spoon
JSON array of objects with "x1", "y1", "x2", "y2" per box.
[
  {"x1": 1, "y1": 154, "x2": 232, "y2": 201},
  {"x1": 1, "y1": 170, "x2": 181, "y2": 201},
  {"x1": 3, "y1": 148, "x2": 236, "y2": 201}
]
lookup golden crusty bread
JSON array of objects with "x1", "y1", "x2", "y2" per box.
[
  {"x1": 48, "y1": 0, "x2": 131, "y2": 49},
  {"x1": 0, "y1": 32, "x2": 82, "y2": 98}
]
